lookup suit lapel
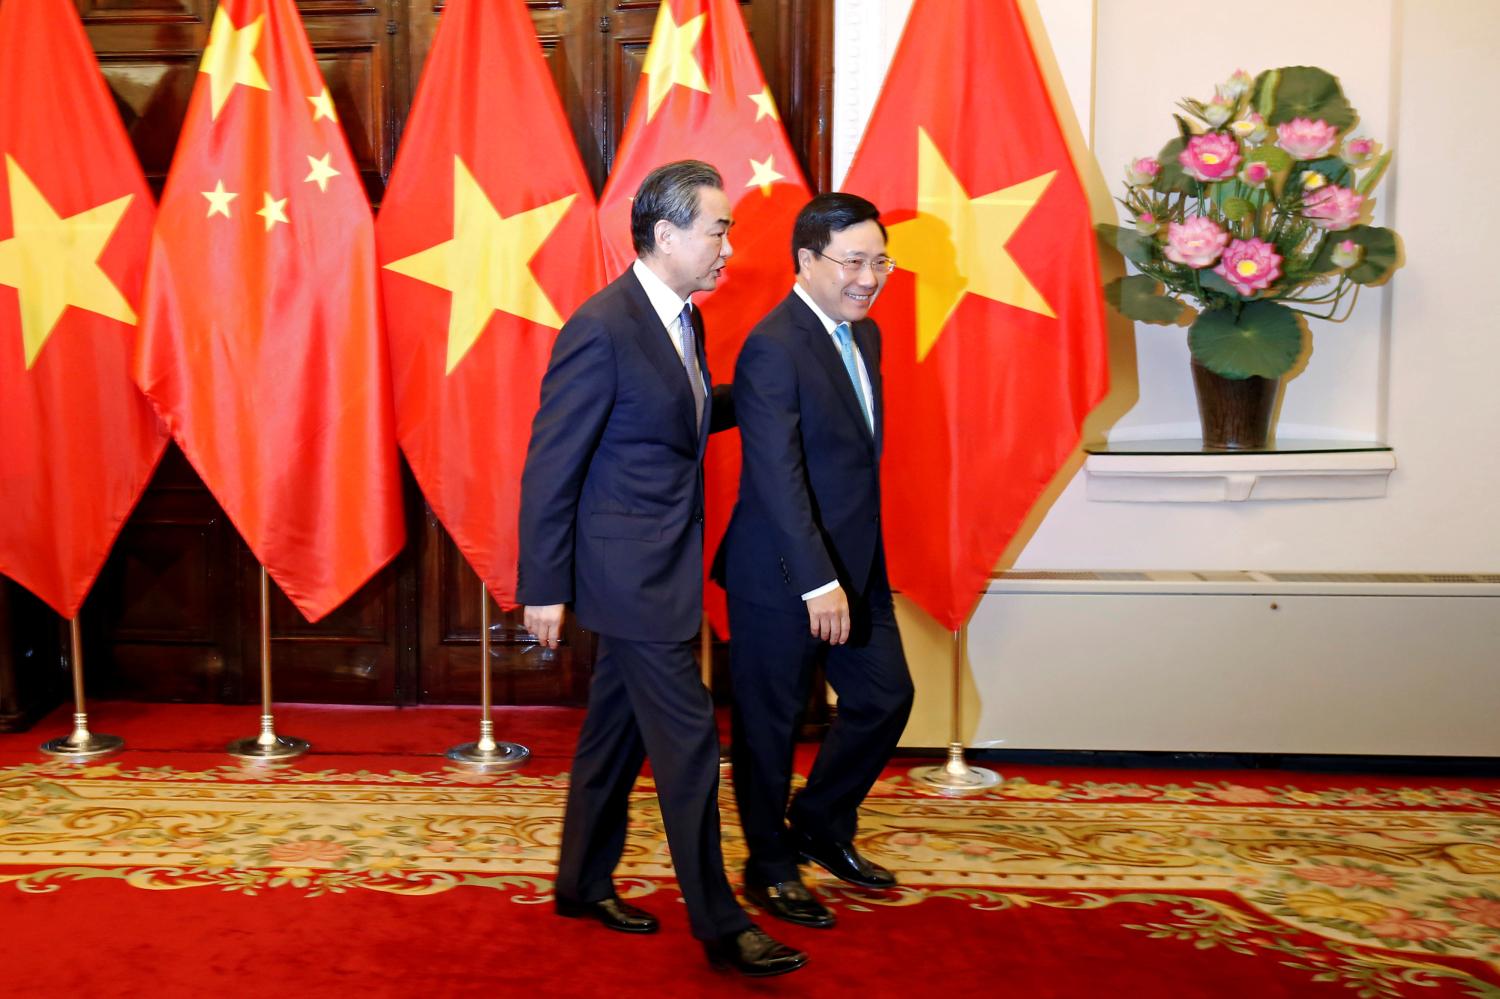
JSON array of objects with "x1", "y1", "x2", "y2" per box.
[
  {"x1": 789, "y1": 294, "x2": 876, "y2": 451},
  {"x1": 690, "y1": 305, "x2": 711, "y2": 457},
  {"x1": 622, "y1": 270, "x2": 700, "y2": 443}
]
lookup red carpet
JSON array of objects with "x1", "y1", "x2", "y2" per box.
[{"x1": 3, "y1": 703, "x2": 1498, "y2": 998}]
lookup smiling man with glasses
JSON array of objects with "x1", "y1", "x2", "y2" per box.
[{"x1": 712, "y1": 192, "x2": 915, "y2": 931}]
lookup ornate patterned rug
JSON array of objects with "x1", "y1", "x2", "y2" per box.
[{"x1": 2, "y1": 706, "x2": 1498, "y2": 997}]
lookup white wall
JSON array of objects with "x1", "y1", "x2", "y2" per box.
[{"x1": 834, "y1": 0, "x2": 1500, "y2": 747}]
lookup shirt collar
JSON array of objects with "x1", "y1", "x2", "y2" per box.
[
  {"x1": 792, "y1": 282, "x2": 841, "y2": 336},
  {"x1": 632, "y1": 259, "x2": 691, "y2": 329}
]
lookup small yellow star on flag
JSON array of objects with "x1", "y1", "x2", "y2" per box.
[
  {"x1": 203, "y1": 180, "x2": 237, "y2": 218},
  {"x1": 257, "y1": 192, "x2": 289, "y2": 231},
  {"x1": 383, "y1": 156, "x2": 574, "y2": 374},
  {"x1": 199, "y1": 8, "x2": 269, "y2": 121},
  {"x1": 308, "y1": 87, "x2": 338, "y2": 123},
  {"x1": 641, "y1": 4, "x2": 709, "y2": 121},
  {"x1": 745, "y1": 155, "x2": 784, "y2": 197},
  {"x1": 0, "y1": 155, "x2": 136, "y2": 369},
  {"x1": 887, "y1": 127, "x2": 1056, "y2": 361},
  {"x1": 749, "y1": 87, "x2": 779, "y2": 122},
  {"x1": 304, "y1": 153, "x2": 340, "y2": 193}
]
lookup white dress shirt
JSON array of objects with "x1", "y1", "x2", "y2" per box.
[{"x1": 632, "y1": 260, "x2": 706, "y2": 398}]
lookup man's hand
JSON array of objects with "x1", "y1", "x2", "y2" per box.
[
  {"x1": 525, "y1": 604, "x2": 566, "y2": 649},
  {"x1": 806, "y1": 586, "x2": 850, "y2": 645}
]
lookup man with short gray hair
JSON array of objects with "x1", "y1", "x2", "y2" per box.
[{"x1": 519, "y1": 160, "x2": 805, "y2": 977}]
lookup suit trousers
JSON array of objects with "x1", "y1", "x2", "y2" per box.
[
  {"x1": 554, "y1": 633, "x2": 751, "y2": 940},
  {"x1": 727, "y1": 582, "x2": 915, "y2": 886}
]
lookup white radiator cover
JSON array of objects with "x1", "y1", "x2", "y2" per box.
[{"x1": 960, "y1": 572, "x2": 1500, "y2": 757}]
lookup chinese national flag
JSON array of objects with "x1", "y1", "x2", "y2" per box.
[
  {"x1": 0, "y1": 0, "x2": 168, "y2": 619},
  {"x1": 135, "y1": 0, "x2": 403, "y2": 622},
  {"x1": 377, "y1": 0, "x2": 602, "y2": 608},
  {"x1": 598, "y1": 0, "x2": 812, "y2": 635},
  {"x1": 842, "y1": 0, "x2": 1108, "y2": 630}
]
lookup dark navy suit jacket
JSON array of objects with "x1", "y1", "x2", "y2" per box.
[
  {"x1": 518, "y1": 268, "x2": 732, "y2": 643},
  {"x1": 713, "y1": 291, "x2": 885, "y2": 611}
]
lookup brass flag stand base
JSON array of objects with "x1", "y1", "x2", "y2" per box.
[
  {"x1": 228, "y1": 568, "x2": 308, "y2": 762},
  {"x1": 910, "y1": 626, "x2": 1001, "y2": 796},
  {"x1": 40, "y1": 616, "x2": 123, "y2": 760},
  {"x1": 446, "y1": 589, "x2": 529, "y2": 770}
]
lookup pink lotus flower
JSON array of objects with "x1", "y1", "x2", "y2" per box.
[
  {"x1": 1331, "y1": 239, "x2": 1362, "y2": 269},
  {"x1": 1447, "y1": 896, "x2": 1500, "y2": 928},
  {"x1": 1125, "y1": 156, "x2": 1161, "y2": 187},
  {"x1": 1303, "y1": 185, "x2": 1365, "y2": 230},
  {"x1": 1239, "y1": 161, "x2": 1272, "y2": 188},
  {"x1": 1214, "y1": 238, "x2": 1283, "y2": 295},
  {"x1": 1178, "y1": 133, "x2": 1242, "y2": 181},
  {"x1": 1293, "y1": 864, "x2": 1396, "y2": 889},
  {"x1": 1164, "y1": 217, "x2": 1229, "y2": 268},
  {"x1": 1230, "y1": 112, "x2": 1269, "y2": 145},
  {"x1": 1341, "y1": 136, "x2": 1380, "y2": 167},
  {"x1": 1276, "y1": 118, "x2": 1339, "y2": 160}
]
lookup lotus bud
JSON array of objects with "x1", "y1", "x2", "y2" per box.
[
  {"x1": 1124, "y1": 156, "x2": 1162, "y2": 188},
  {"x1": 1239, "y1": 161, "x2": 1272, "y2": 188},
  {"x1": 1330, "y1": 239, "x2": 1363, "y2": 269},
  {"x1": 1135, "y1": 212, "x2": 1161, "y2": 236},
  {"x1": 1220, "y1": 69, "x2": 1253, "y2": 101},
  {"x1": 1203, "y1": 95, "x2": 1235, "y2": 127},
  {"x1": 1341, "y1": 136, "x2": 1380, "y2": 167},
  {"x1": 1230, "y1": 112, "x2": 1269, "y2": 146}
]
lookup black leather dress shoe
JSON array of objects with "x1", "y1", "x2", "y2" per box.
[
  {"x1": 793, "y1": 829, "x2": 898, "y2": 889},
  {"x1": 703, "y1": 925, "x2": 808, "y2": 977},
  {"x1": 555, "y1": 895, "x2": 659, "y2": 933},
  {"x1": 744, "y1": 879, "x2": 836, "y2": 929}
]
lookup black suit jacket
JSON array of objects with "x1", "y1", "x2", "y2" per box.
[
  {"x1": 713, "y1": 291, "x2": 885, "y2": 612},
  {"x1": 518, "y1": 268, "x2": 732, "y2": 642}
]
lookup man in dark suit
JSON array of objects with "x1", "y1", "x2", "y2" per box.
[
  {"x1": 714, "y1": 193, "x2": 915, "y2": 929},
  {"x1": 518, "y1": 161, "x2": 804, "y2": 977}
]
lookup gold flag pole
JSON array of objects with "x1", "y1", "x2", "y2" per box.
[
  {"x1": 40, "y1": 615, "x2": 123, "y2": 759},
  {"x1": 910, "y1": 623, "x2": 1000, "y2": 795},
  {"x1": 227, "y1": 567, "x2": 308, "y2": 761},
  {"x1": 447, "y1": 583, "x2": 529, "y2": 769},
  {"x1": 701, "y1": 613, "x2": 730, "y2": 774}
]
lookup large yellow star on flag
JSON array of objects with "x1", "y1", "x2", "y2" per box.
[
  {"x1": 641, "y1": 5, "x2": 709, "y2": 121},
  {"x1": 749, "y1": 87, "x2": 779, "y2": 122},
  {"x1": 383, "y1": 157, "x2": 574, "y2": 375},
  {"x1": 0, "y1": 156, "x2": 137, "y2": 370},
  {"x1": 745, "y1": 155, "x2": 784, "y2": 197},
  {"x1": 887, "y1": 127, "x2": 1056, "y2": 362},
  {"x1": 199, "y1": 8, "x2": 270, "y2": 120}
]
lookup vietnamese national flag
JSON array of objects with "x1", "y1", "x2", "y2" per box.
[
  {"x1": 377, "y1": 0, "x2": 603, "y2": 608},
  {"x1": 135, "y1": 0, "x2": 403, "y2": 622},
  {"x1": 841, "y1": 0, "x2": 1108, "y2": 630},
  {"x1": 598, "y1": 0, "x2": 812, "y2": 635},
  {"x1": 0, "y1": 0, "x2": 168, "y2": 619}
]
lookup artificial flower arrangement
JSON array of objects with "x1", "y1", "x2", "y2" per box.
[{"x1": 1098, "y1": 66, "x2": 1400, "y2": 381}]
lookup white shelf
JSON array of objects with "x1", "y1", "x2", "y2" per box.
[{"x1": 1083, "y1": 441, "x2": 1395, "y2": 502}]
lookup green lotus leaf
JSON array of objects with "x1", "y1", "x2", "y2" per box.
[
  {"x1": 1198, "y1": 269, "x2": 1245, "y2": 302},
  {"x1": 1095, "y1": 223, "x2": 1155, "y2": 266},
  {"x1": 1342, "y1": 225, "x2": 1400, "y2": 285},
  {"x1": 1259, "y1": 66, "x2": 1355, "y2": 129},
  {"x1": 1105, "y1": 275, "x2": 1189, "y2": 325},
  {"x1": 1188, "y1": 301, "x2": 1304, "y2": 379},
  {"x1": 1220, "y1": 197, "x2": 1255, "y2": 221},
  {"x1": 1246, "y1": 146, "x2": 1292, "y2": 173},
  {"x1": 1154, "y1": 137, "x2": 1201, "y2": 194}
]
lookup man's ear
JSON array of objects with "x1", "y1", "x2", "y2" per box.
[
  {"x1": 653, "y1": 218, "x2": 675, "y2": 255},
  {"x1": 794, "y1": 246, "x2": 812, "y2": 273}
]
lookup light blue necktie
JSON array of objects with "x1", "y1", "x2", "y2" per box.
[
  {"x1": 833, "y1": 322, "x2": 873, "y2": 433},
  {"x1": 677, "y1": 305, "x2": 705, "y2": 429}
]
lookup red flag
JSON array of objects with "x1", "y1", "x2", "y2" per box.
[
  {"x1": 597, "y1": 0, "x2": 813, "y2": 635},
  {"x1": 842, "y1": 0, "x2": 1109, "y2": 630},
  {"x1": 377, "y1": 0, "x2": 603, "y2": 608},
  {"x1": 135, "y1": 0, "x2": 403, "y2": 622},
  {"x1": 0, "y1": 0, "x2": 168, "y2": 619}
]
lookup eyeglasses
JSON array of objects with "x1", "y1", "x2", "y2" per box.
[{"x1": 816, "y1": 251, "x2": 897, "y2": 275}]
